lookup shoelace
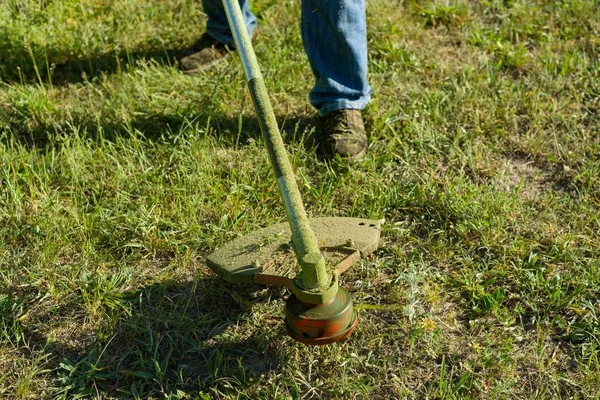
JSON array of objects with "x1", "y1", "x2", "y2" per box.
[{"x1": 324, "y1": 111, "x2": 353, "y2": 135}]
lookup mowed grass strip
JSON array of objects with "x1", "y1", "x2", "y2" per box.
[{"x1": 1, "y1": 0, "x2": 599, "y2": 398}]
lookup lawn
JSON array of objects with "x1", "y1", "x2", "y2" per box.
[{"x1": 1, "y1": 0, "x2": 599, "y2": 398}]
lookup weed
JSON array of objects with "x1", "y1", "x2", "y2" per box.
[{"x1": 0, "y1": 292, "x2": 25, "y2": 345}]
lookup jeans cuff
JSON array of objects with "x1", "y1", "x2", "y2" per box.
[{"x1": 318, "y1": 98, "x2": 370, "y2": 116}]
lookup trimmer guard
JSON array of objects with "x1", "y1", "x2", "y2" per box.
[{"x1": 206, "y1": 217, "x2": 381, "y2": 286}]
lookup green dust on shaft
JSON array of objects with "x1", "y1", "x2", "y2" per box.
[{"x1": 222, "y1": 0, "x2": 331, "y2": 293}]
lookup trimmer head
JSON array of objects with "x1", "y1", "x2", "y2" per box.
[
  {"x1": 206, "y1": 217, "x2": 381, "y2": 287},
  {"x1": 285, "y1": 286, "x2": 358, "y2": 345}
]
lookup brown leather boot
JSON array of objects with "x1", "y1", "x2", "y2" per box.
[
  {"x1": 321, "y1": 109, "x2": 368, "y2": 160},
  {"x1": 178, "y1": 33, "x2": 233, "y2": 74}
]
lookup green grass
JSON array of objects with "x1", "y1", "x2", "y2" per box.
[{"x1": 1, "y1": 0, "x2": 599, "y2": 398}]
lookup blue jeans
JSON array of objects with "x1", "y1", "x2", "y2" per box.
[{"x1": 202, "y1": 0, "x2": 371, "y2": 115}]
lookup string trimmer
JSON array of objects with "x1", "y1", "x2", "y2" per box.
[{"x1": 206, "y1": 0, "x2": 380, "y2": 345}]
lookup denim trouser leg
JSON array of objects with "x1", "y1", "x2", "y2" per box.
[
  {"x1": 202, "y1": 0, "x2": 257, "y2": 46},
  {"x1": 301, "y1": 0, "x2": 371, "y2": 115},
  {"x1": 202, "y1": 0, "x2": 370, "y2": 116}
]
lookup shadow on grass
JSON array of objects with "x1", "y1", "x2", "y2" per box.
[
  {"x1": 2, "y1": 108, "x2": 319, "y2": 153},
  {"x1": 24, "y1": 276, "x2": 285, "y2": 398},
  {"x1": 0, "y1": 43, "x2": 188, "y2": 87},
  {"x1": 1, "y1": 38, "x2": 321, "y2": 152}
]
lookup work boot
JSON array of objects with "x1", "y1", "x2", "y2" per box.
[
  {"x1": 178, "y1": 33, "x2": 232, "y2": 74},
  {"x1": 321, "y1": 109, "x2": 368, "y2": 160}
]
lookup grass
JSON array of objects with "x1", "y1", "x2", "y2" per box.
[{"x1": 1, "y1": 0, "x2": 599, "y2": 398}]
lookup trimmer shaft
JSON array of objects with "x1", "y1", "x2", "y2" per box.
[{"x1": 213, "y1": 0, "x2": 381, "y2": 345}]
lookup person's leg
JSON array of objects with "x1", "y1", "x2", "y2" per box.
[
  {"x1": 301, "y1": 0, "x2": 371, "y2": 116},
  {"x1": 179, "y1": 0, "x2": 257, "y2": 73},
  {"x1": 203, "y1": 0, "x2": 257, "y2": 46}
]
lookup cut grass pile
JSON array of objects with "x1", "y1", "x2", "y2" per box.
[{"x1": 1, "y1": 0, "x2": 599, "y2": 398}]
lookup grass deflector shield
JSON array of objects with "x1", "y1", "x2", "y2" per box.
[{"x1": 206, "y1": 0, "x2": 380, "y2": 345}]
